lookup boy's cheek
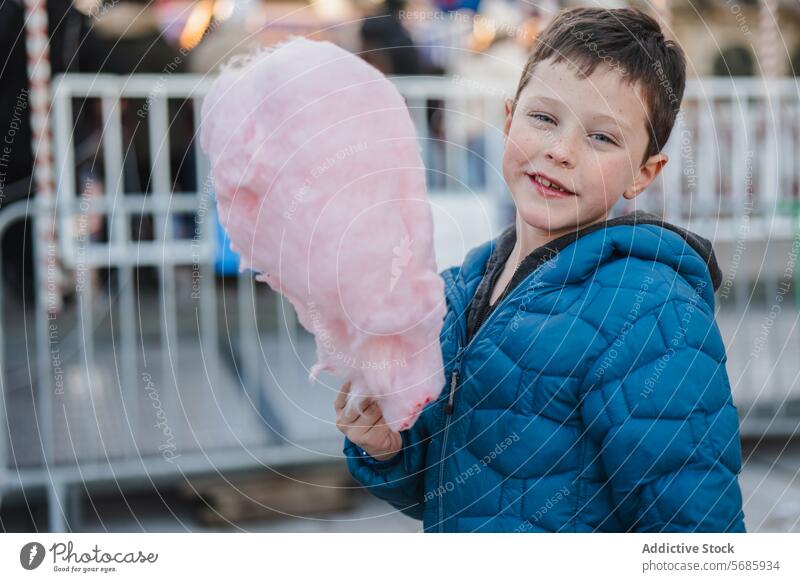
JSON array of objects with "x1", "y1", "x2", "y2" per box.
[
  {"x1": 503, "y1": 128, "x2": 538, "y2": 163},
  {"x1": 501, "y1": 153, "x2": 521, "y2": 191},
  {"x1": 591, "y1": 165, "x2": 631, "y2": 205}
]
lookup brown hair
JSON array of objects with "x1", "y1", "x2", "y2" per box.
[{"x1": 511, "y1": 7, "x2": 686, "y2": 165}]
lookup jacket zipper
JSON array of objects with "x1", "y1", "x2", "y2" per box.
[
  {"x1": 436, "y1": 259, "x2": 551, "y2": 532},
  {"x1": 438, "y1": 345, "x2": 464, "y2": 531},
  {"x1": 444, "y1": 366, "x2": 459, "y2": 415}
]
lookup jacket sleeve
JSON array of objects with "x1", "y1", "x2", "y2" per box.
[
  {"x1": 580, "y1": 297, "x2": 746, "y2": 532},
  {"x1": 343, "y1": 417, "x2": 430, "y2": 521}
]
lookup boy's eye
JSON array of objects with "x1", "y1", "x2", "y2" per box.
[
  {"x1": 591, "y1": 133, "x2": 616, "y2": 145},
  {"x1": 529, "y1": 112, "x2": 554, "y2": 124}
]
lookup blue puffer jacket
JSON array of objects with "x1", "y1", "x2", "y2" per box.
[{"x1": 344, "y1": 218, "x2": 747, "y2": 532}]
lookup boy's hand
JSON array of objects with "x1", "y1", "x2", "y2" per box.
[{"x1": 335, "y1": 381, "x2": 402, "y2": 462}]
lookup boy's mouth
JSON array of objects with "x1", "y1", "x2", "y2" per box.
[{"x1": 527, "y1": 173, "x2": 577, "y2": 198}]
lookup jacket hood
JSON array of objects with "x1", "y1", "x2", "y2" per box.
[
  {"x1": 456, "y1": 210, "x2": 723, "y2": 310},
  {"x1": 603, "y1": 210, "x2": 722, "y2": 291}
]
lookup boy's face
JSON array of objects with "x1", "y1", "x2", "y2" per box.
[{"x1": 502, "y1": 57, "x2": 667, "y2": 236}]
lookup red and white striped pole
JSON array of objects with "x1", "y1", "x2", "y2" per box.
[
  {"x1": 22, "y1": 0, "x2": 61, "y2": 314},
  {"x1": 759, "y1": 0, "x2": 781, "y2": 78}
]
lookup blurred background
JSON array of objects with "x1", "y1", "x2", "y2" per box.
[{"x1": 1, "y1": 0, "x2": 799, "y2": 532}]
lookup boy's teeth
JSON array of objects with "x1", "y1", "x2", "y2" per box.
[{"x1": 535, "y1": 175, "x2": 565, "y2": 192}]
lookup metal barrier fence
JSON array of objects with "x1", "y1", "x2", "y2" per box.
[{"x1": 1, "y1": 73, "x2": 799, "y2": 530}]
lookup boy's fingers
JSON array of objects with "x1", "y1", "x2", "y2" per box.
[
  {"x1": 361, "y1": 417, "x2": 401, "y2": 455},
  {"x1": 354, "y1": 401, "x2": 381, "y2": 429},
  {"x1": 341, "y1": 399, "x2": 376, "y2": 427},
  {"x1": 351, "y1": 408, "x2": 384, "y2": 442},
  {"x1": 334, "y1": 381, "x2": 351, "y2": 411},
  {"x1": 362, "y1": 413, "x2": 391, "y2": 438}
]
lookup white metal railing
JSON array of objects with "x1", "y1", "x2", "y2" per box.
[
  {"x1": 643, "y1": 77, "x2": 800, "y2": 238},
  {"x1": 2, "y1": 72, "x2": 799, "y2": 529}
]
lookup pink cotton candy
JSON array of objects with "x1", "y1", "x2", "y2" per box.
[{"x1": 199, "y1": 37, "x2": 446, "y2": 431}]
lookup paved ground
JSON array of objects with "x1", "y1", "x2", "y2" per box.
[{"x1": 739, "y1": 440, "x2": 800, "y2": 532}]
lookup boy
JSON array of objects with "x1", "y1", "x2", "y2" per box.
[{"x1": 335, "y1": 7, "x2": 746, "y2": 532}]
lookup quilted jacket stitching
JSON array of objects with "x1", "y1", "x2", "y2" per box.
[{"x1": 577, "y1": 297, "x2": 704, "y2": 393}]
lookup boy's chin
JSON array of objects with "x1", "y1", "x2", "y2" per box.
[{"x1": 514, "y1": 200, "x2": 581, "y2": 234}]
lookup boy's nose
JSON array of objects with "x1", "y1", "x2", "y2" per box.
[{"x1": 545, "y1": 145, "x2": 574, "y2": 169}]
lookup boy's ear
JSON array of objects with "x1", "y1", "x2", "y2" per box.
[
  {"x1": 503, "y1": 98, "x2": 514, "y2": 137},
  {"x1": 623, "y1": 153, "x2": 668, "y2": 200}
]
